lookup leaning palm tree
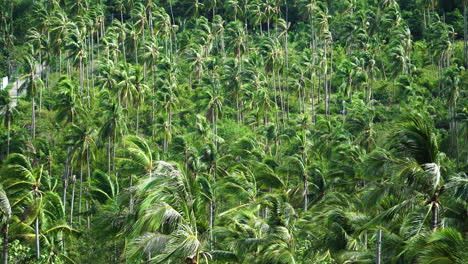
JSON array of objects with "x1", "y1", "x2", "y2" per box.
[
  {"x1": 416, "y1": 228, "x2": 467, "y2": 264},
  {"x1": 120, "y1": 135, "x2": 158, "y2": 213},
  {"x1": 365, "y1": 113, "x2": 446, "y2": 232},
  {"x1": 127, "y1": 161, "x2": 207, "y2": 263},
  {"x1": 2, "y1": 154, "x2": 43, "y2": 259},
  {"x1": 389, "y1": 113, "x2": 443, "y2": 231}
]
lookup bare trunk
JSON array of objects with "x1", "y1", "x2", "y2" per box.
[
  {"x1": 108, "y1": 137, "x2": 111, "y2": 175},
  {"x1": 304, "y1": 174, "x2": 308, "y2": 211},
  {"x1": 63, "y1": 146, "x2": 72, "y2": 214},
  {"x1": 6, "y1": 119, "x2": 10, "y2": 156},
  {"x1": 70, "y1": 174, "x2": 76, "y2": 226},
  {"x1": 129, "y1": 174, "x2": 134, "y2": 213},
  {"x1": 431, "y1": 203, "x2": 438, "y2": 231},
  {"x1": 2, "y1": 224, "x2": 8, "y2": 264},
  {"x1": 209, "y1": 200, "x2": 214, "y2": 250},
  {"x1": 35, "y1": 192, "x2": 40, "y2": 260},
  {"x1": 31, "y1": 94, "x2": 36, "y2": 140},
  {"x1": 376, "y1": 229, "x2": 382, "y2": 264},
  {"x1": 464, "y1": 3, "x2": 467, "y2": 67},
  {"x1": 324, "y1": 41, "x2": 329, "y2": 117},
  {"x1": 136, "y1": 104, "x2": 140, "y2": 135}
]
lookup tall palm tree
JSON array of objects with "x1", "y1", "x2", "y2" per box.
[
  {"x1": 50, "y1": 9, "x2": 71, "y2": 74},
  {"x1": 99, "y1": 100, "x2": 127, "y2": 174},
  {"x1": 66, "y1": 22, "x2": 88, "y2": 98},
  {"x1": 143, "y1": 37, "x2": 160, "y2": 137},
  {"x1": 2, "y1": 154, "x2": 44, "y2": 259},
  {"x1": 120, "y1": 135, "x2": 157, "y2": 212},
  {"x1": 114, "y1": 63, "x2": 137, "y2": 109},
  {"x1": 20, "y1": 46, "x2": 43, "y2": 140},
  {"x1": 128, "y1": 161, "x2": 206, "y2": 263},
  {"x1": 0, "y1": 90, "x2": 17, "y2": 157},
  {"x1": 54, "y1": 77, "x2": 82, "y2": 125},
  {"x1": 68, "y1": 122, "x2": 96, "y2": 226}
]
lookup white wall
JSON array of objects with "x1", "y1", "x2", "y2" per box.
[{"x1": 1, "y1": 77, "x2": 8, "y2": 90}]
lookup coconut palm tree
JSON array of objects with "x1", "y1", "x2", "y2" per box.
[
  {"x1": 20, "y1": 46, "x2": 43, "y2": 140},
  {"x1": 128, "y1": 161, "x2": 206, "y2": 263},
  {"x1": 66, "y1": 22, "x2": 88, "y2": 98},
  {"x1": 68, "y1": 122, "x2": 96, "y2": 226},
  {"x1": 0, "y1": 91, "x2": 17, "y2": 157},
  {"x1": 2, "y1": 154, "x2": 44, "y2": 259},
  {"x1": 99, "y1": 99, "x2": 127, "y2": 174},
  {"x1": 50, "y1": 9, "x2": 71, "y2": 74}
]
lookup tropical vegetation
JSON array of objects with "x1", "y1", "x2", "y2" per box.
[{"x1": 0, "y1": 0, "x2": 466, "y2": 263}]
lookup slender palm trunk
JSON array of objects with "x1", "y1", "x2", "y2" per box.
[
  {"x1": 324, "y1": 40, "x2": 330, "y2": 117},
  {"x1": 376, "y1": 229, "x2": 382, "y2": 264},
  {"x1": 431, "y1": 202, "x2": 438, "y2": 231},
  {"x1": 209, "y1": 199, "x2": 214, "y2": 250},
  {"x1": 34, "y1": 191, "x2": 40, "y2": 260},
  {"x1": 31, "y1": 93, "x2": 36, "y2": 140},
  {"x1": 38, "y1": 55, "x2": 42, "y2": 113},
  {"x1": 303, "y1": 173, "x2": 308, "y2": 211},
  {"x1": 136, "y1": 104, "x2": 140, "y2": 135},
  {"x1": 6, "y1": 118, "x2": 10, "y2": 156},
  {"x1": 78, "y1": 166, "x2": 83, "y2": 224},
  {"x1": 63, "y1": 146, "x2": 71, "y2": 214},
  {"x1": 2, "y1": 223, "x2": 8, "y2": 264},
  {"x1": 464, "y1": 3, "x2": 467, "y2": 67},
  {"x1": 151, "y1": 66, "x2": 156, "y2": 138},
  {"x1": 70, "y1": 173, "x2": 76, "y2": 226},
  {"x1": 108, "y1": 137, "x2": 111, "y2": 175},
  {"x1": 129, "y1": 174, "x2": 134, "y2": 213}
]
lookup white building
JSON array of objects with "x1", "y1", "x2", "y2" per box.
[{"x1": 1, "y1": 76, "x2": 8, "y2": 90}]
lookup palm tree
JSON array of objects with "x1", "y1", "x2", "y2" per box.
[
  {"x1": 132, "y1": 65, "x2": 147, "y2": 135},
  {"x1": 50, "y1": 9, "x2": 71, "y2": 74},
  {"x1": 54, "y1": 77, "x2": 82, "y2": 125},
  {"x1": 143, "y1": 37, "x2": 160, "y2": 137},
  {"x1": 68, "y1": 122, "x2": 96, "y2": 226},
  {"x1": 131, "y1": 2, "x2": 147, "y2": 46},
  {"x1": 65, "y1": 0, "x2": 88, "y2": 16},
  {"x1": 365, "y1": 113, "x2": 445, "y2": 233},
  {"x1": 212, "y1": 15, "x2": 226, "y2": 58},
  {"x1": 112, "y1": 19, "x2": 128, "y2": 63},
  {"x1": 0, "y1": 90, "x2": 16, "y2": 157},
  {"x1": 2, "y1": 154, "x2": 44, "y2": 259},
  {"x1": 99, "y1": 99, "x2": 127, "y2": 174},
  {"x1": 114, "y1": 63, "x2": 137, "y2": 109},
  {"x1": 66, "y1": 22, "x2": 88, "y2": 98},
  {"x1": 417, "y1": 228, "x2": 467, "y2": 263},
  {"x1": 225, "y1": 0, "x2": 241, "y2": 21},
  {"x1": 128, "y1": 161, "x2": 206, "y2": 263},
  {"x1": 120, "y1": 135, "x2": 157, "y2": 212},
  {"x1": 263, "y1": 0, "x2": 280, "y2": 36},
  {"x1": 20, "y1": 46, "x2": 43, "y2": 140}
]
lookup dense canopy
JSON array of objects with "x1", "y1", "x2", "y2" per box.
[{"x1": 0, "y1": 0, "x2": 467, "y2": 263}]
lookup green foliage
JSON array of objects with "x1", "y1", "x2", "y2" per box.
[{"x1": 0, "y1": 0, "x2": 466, "y2": 263}]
